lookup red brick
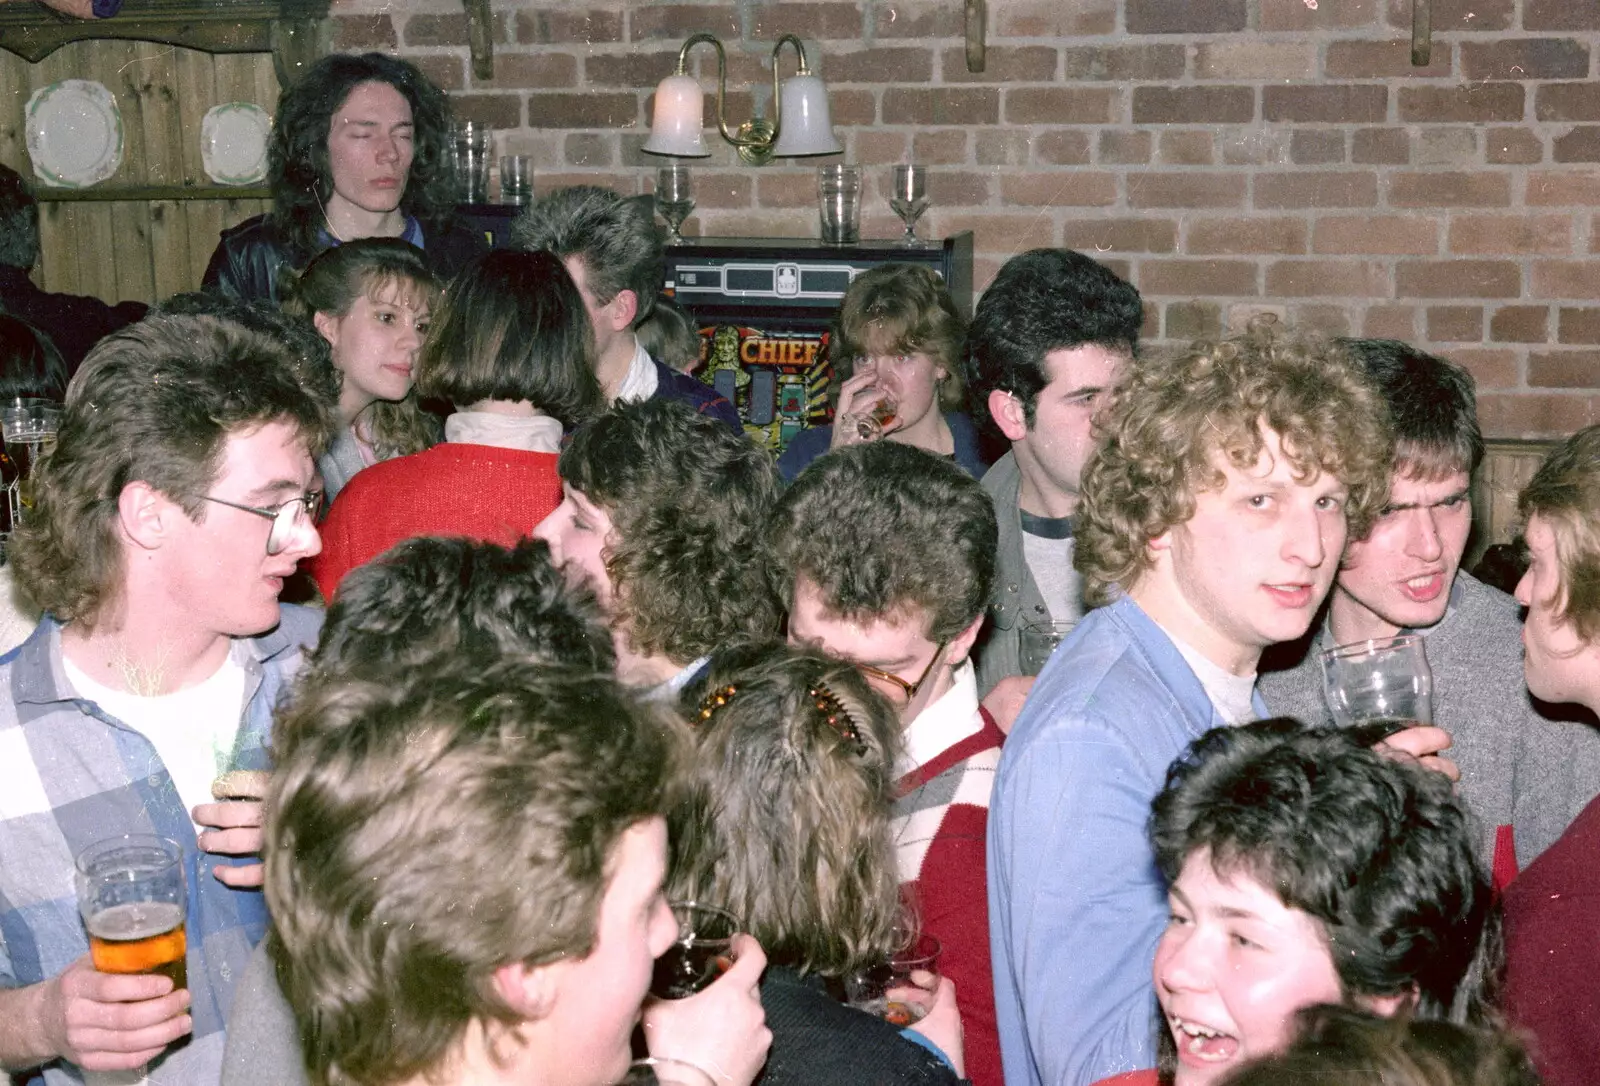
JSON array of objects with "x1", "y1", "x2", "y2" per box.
[
  {"x1": 1004, "y1": 88, "x2": 1118, "y2": 126},
  {"x1": 1140, "y1": 260, "x2": 1258, "y2": 297},
  {"x1": 581, "y1": 52, "x2": 680, "y2": 89},
  {"x1": 405, "y1": 12, "x2": 507, "y2": 47},
  {"x1": 562, "y1": 133, "x2": 614, "y2": 168},
  {"x1": 1445, "y1": 349, "x2": 1518, "y2": 390},
  {"x1": 516, "y1": 9, "x2": 623, "y2": 45},
  {"x1": 884, "y1": 87, "x2": 999, "y2": 126},
  {"x1": 935, "y1": 213, "x2": 1057, "y2": 255},
  {"x1": 1227, "y1": 303, "x2": 1290, "y2": 329},
  {"x1": 1524, "y1": 0, "x2": 1600, "y2": 31},
  {"x1": 1188, "y1": 217, "x2": 1307, "y2": 255},
  {"x1": 1060, "y1": 218, "x2": 1179, "y2": 254},
  {"x1": 1033, "y1": 130, "x2": 1092, "y2": 165},
  {"x1": 853, "y1": 131, "x2": 910, "y2": 165},
  {"x1": 1062, "y1": 45, "x2": 1186, "y2": 81},
  {"x1": 481, "y1": 52, "x2": 578, "y2": 90},
  {"x1": 332, "y1": 15, "x2": 396, "y2": 50},
  {"x1": 1527, "y1": 172, "x2": 1600, "y2": 206},
  {"x1": 868, "y1": 0, "x2": 965, "y2": 38},
  {"x1": 1294, "y1": 305, "x2": 1355, "y2": 338},
  {"x1": 1388, "y1": 172, "x2": 1510, "y2": 208},
  {"x1": 684, "y1": 172, "x2": 750, "y2": 209},
  {"x1": 1099, "y1": 131, "x2": 1152, "y2": 165},
  {"x1": 993, "y1": 0, "x2": 1117, "y2": 36},
  {"x1": 1254, "y1": 172, "x2": 1379, "y2": 209},
  {"x1": 1529, "y1": 352, "x2": 1600, "y2": 389},
  {"x1": 1127, "y1": 0, "x2": 1246, "y2": 34},
  {"x1": 1313, "y1": 215, "x2": 1439, "y2": 255},
  {"x1": 975, "y1": 130, "x2": 1029, "y2": 166},
  {"x1": 1325, "y1": 40, "x2": 1452, "y2": 78},
  {"x1": 825, "y1": 48, "x2": 935, "y2": 85},
  {"x1": 1533, "y1": 261, "x2": 1600, "y2": 301},
  {"x1": 1461, "y1": 39, "x2": 1590, "y2": 80},
  {"x1": 1554, "y1": 128, "x2": 1600, "y2": 164},
  {"x1": 1491, "y1": 306, "x2": 1551, "y2": 343},
  {"x1": 1165, "y1": 301, "x2": 1224, "y2": 341},
  {"x1": 826, "y1": 91, "x2": 876, "y2": 127},
  {"x1": 1363, "y1": 304, "x2": 1420, "y2": 340},
  {"x1": 1000, "y1": 173, "x2": 1117, "y2": 207},
  {"x1": 1487, "y1": 128, "x2": 1544, "y2": 165},
  {"x1": 940, "y1": 46, "x2": 1057, "y2": 83},
  {"x1": 700, "y1": 209, "x2": 811, "y2": 237},
  {"x1": 1221, "y1": 128, "x2": 1289, "y2": 167},
  {"x1": 1414, "y1": 128, "x2": 1478, "y2": 167},
  {"x1": 1291, "y1": 131, "x2": 1346, "y2": 165},
  {"x1": 1395, "y1": 260, "x2": 1521, "y2": 298},
  {"x1": 1263, "y1": 85, "x2": 1387, "y2": 124},
  {"x1": 1479, "y1": 394, "x2": 1600, "y2": 437},
  {"x1": 755, "y1": 173, "x2": 816, "y2": 210},
  {"x1": 921, "y1": 171, "x2": 989, "y2": 206},
  {"x1": 1448, "y1": 215, "x2": 1573, "y2": 256},
  {"x1": 911, "y1": 129, "x2": 968, "y2": 165},
  {"x1": 1133, "y1": 87, "x2": 1255, "y2": 126},
  {"x1": 1195, "y1": 42, "x2": 1316, "y2": 80},
  {"x1": 1559, "y1": 308, "x2": 1600, "y2": 344},
  {"x1": 411, "y1": 55, "x2": 464, "y2": 93},
  {"x1": 1398, "y1": 84, "x2": 1524, "y2": 123},
  {"x1": 1261, "y1": 0, "x2": 1379, "y2": 31},
  {"x1": 1267, "y1": 260, "x2": 1389, "y2": 298},
  {"x1": 749, "y1": 4, "x2": 867, "y2": 39},
  {"x1": 1127, "y1": 173, "x2": 1247, "y2": 209},
  {"x1": 526, "y1": 93, "x2": 636, "y2": 129},
  {"x1": 1157, "y1": 131, "x2": 1215, "y2": 166},
  {"x1": 453, "y1": 94, "x2": 523, "y2": 129},
  {"x1": 1352, "y1": 128, "x2": 1410, "y2": 164},
  {"x1": 1536, "y1": 84, "x2": 1600, "y2": 123},
  {"x1": 1384, "y1": 0, "x2": 1513, "y2": 32},
  {"x1": 1427, "y1": 306, "x2": 1484, "y2": 342}
]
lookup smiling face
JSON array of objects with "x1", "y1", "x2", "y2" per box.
[
  {"x1": 1516, "y1": 515, "x2": 1600, "y2": 709},
  {"x1": 1329, "y1": 468, "x2": 1472, "y2": 644},
  {"x1": 1155, "y1": 852, "x2": 1344, "y2": 1086},
  {"x1": 325, "y1": 80, "x2": 414, "y2": 222},
  {"x1": 314, "y1": 280, "x2": 431, "y2": 423}
]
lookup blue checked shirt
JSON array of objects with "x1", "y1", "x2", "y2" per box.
[{"x1": 0, "y1": 606, "x2": 321, "y2": 1086}]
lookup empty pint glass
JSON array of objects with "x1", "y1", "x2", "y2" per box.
[{"x1": 75, "y1": 835, "x2": 188, "y2": 992}]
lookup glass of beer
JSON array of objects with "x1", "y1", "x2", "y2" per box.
[
  {"x1": 75, "y1": 835, "x2": 187, "y2": 992},
  {"x1": 649, "y1": 901, "x2": 739, "y2": 1000},
  {"x1": 844, "y1": 930, "x2": 941, "y2": 1026},
  {"x1": 1320, "y1": 633, "x2": 1434, "y2": 746}
]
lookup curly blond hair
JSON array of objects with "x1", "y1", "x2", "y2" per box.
[{"x1": 1077, "y1": 319, "x2": 1393, "y2": 606}]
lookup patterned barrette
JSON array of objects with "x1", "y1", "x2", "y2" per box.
[
  {"x1": 695, "y1": 683, "x2": 738, "y2": 725},
  {"x1": 809, "y1": 680, "x2": 867, "y2": 755}
]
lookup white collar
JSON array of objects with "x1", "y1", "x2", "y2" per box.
[
  {"x1": 900, "y1": 660, "x2": 983, "y2": 775},
  {"x1": 645, "y1": 655, "x2": 710, "y2": 703},
  {"x1": 443, "y1": 410, "x2": 564, "y2": 453},
  {"x1": 614, "y1": 337, "x2": 660, "y2": 404}
]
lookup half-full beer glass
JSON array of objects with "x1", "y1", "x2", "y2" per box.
[{"x1": 75, "y1": 835, "x2": 188, "y2": 991}]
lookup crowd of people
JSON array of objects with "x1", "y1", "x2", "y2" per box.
[{"x1": 0, "y1": 47, "x2": 1595, "y2": 1086}]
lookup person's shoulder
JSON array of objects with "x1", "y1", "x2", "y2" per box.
[
  {"x1": 217, "y1": 214, "x2": 276, "y2": 246},
  {"x1": 1433, "y1": 572, "x2": 1527, "y2": 664},
  {"x1": 980, "y1": 448, "x2": 1020, "y2": 496},
  {"x1": 273, "y1": 604, "x2": 324, "y2": 651},
  {"x1": 777, "y1": 426, "x2": 831, "y2": 480},
  {"x1": 651, "y1": 358, "x2": 739, "y2": 420}
]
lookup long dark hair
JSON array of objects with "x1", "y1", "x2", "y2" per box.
[{"x1": 267, "y1": 53, "x2": 457, "y2": 258}]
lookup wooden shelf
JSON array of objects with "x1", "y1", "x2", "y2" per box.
[{"x1": 35, "y1": 184, "x2": 270, "y2": 202}]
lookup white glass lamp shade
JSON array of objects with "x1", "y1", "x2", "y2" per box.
[
  {"x1": 771, "y1": 73, "x2": 842, "y2": 157},
  {"x1": 643, "y1": 73, "x2": 711, "y2": 157}
]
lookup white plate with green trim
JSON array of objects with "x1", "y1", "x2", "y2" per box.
[
  {"x1": 25, "y1": 79, "x2": 123, "y2": 189},
  {"x1": 202, "y1": 102, "x2": 271, "y2": 186}
]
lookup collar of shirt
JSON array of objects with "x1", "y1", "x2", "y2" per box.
[
  {"x1": 614, "y1": 337, "x2": 661, "y2": 404},
  {"x1": 443, "y1": 410, "x2": 563, "y2": 453},
  {"x1": 899, "y1": 659, "x2": 983, "y2": 776}
]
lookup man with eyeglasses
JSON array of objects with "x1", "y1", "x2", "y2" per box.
[
  {"x1": 962, "y1": 248, "x2": 1144, "y2": 695},
  {"x1": 768, "y1": 440, "x2": 1004, "y2": 1086},
  {"x1": 0, "y1": 314, "x2": 330, "y2": 1086}
]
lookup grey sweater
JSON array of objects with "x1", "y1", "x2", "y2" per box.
[{"x1": 1258, "y1": 572, "x2": 1600, "y2": 868}]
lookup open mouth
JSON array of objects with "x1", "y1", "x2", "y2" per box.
[
  {"x1": 1401, "y1": 572, "x2": 1446, "y2": 602},
  {"x1": 1263, "y1": 583, "x2": 1313, "y2": 608},
  {"x1": 1170, "y1": 1015, "x2": 1241, "y2": 1066}
]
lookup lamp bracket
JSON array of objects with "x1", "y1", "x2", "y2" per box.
[{"x1": 673, "y1": 31, "x2": 813, "y2": 166}]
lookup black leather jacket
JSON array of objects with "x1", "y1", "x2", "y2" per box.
[{"x1": 200, "y1": 214, "x2": 487, "y2": 302}]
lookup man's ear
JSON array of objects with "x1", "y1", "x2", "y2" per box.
[
  {"x1": 988, "y1": 388, "x2": 1028, "y2": 443},
  {"x1": 492, "y1": 959, "x2": 560, "y2": 1022},
  {"x1": 117, "y1": 481, "x2": 172, "y2": 551},
  {"x1": 947, "y1": 611, "x2": 988, "y2": 667},
  {"x1": 609, "y1": 288, "x2": 639, "y2": 333}
]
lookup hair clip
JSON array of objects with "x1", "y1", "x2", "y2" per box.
[
  {"x1": 809, "y1": 681, "x2": 867, "y2": 755},
  {"x1": 695, "y1": 683, "x2": 738, "y2": 725}
]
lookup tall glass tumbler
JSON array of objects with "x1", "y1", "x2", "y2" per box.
[{"x1": 818, "y1": 165, "x2": 862, "y2": 245}]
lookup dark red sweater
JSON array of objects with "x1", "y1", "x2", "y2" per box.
[{"x1": 308, "y1": 443, "x2": 562, "y2": 600}]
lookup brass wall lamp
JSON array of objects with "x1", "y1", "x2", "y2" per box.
[{"x1": 642, "y1": 32, "x2": 842, "y2": 166}]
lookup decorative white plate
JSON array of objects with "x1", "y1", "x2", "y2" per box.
[
  {"x1": 202, "y1": 102, "x2": 270, "y2": 186},
  {"x1": 25, "y1": 79, "x2": 123, "y2": 189}
]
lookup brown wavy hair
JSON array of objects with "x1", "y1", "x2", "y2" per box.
[
  {"x1": 667, "y1": 640, "x2": 904, "y2": 976},
  {"x1": 832, "y1": 262, "x2": 967, "y2": 412},
  {"x1": 1518, "y1": 424, "x2": 1600, "y2": 645},
  {"x1": 11, "y1": 315, "x2": 332, "y2": 627},
  {"x1": 1077, "y1": 318, "x2": 1393, "y2": 606}
]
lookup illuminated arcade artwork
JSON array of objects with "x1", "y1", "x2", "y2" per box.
[{"x1": 697, "y1": 324, "x2": 833, "y2": 453}]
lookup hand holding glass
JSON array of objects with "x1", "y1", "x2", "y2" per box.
[
  {"x1": 1320, "y1": 634, "x2": 1433, "y2": 746},
  {"x1": 75, "y1": 835, "x2": 188, "y2": 992},
  {"x1": 1019, "y1": 618, "x2": 1076, "y2": 676},
  {"x1": 650, "y1": 902, "x2": 739, "y2": 1000},
  {"x1": 845, "y1": 931, "x2": 941, "y2": 1026}
]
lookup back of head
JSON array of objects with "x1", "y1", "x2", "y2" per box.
[
  {"x1": 1077, "y1": 319, "x2": 1393, "y2": 605},
  {"x1": 154, "y1": 290, "x2": 341, "y2": 409},
  {"x1": 0, "y1": 161, "x2": 39, "y2": 271},
  {"x1": 768, "y1": 441, "x2": 997, "y2": 641},
  {"x1": 1220, "y1": 1005, "x2": 1541, "y2": 1086},
  {"x1": 669, "y1": 640, "x2": 903, "y2": 976},
  {"x1": 415, "y1": 248, "x2": 602, "y2": 425},
  {"x1": 633, "y1": 296, "x2": 702, "y2": 372},
  {"x1": 511, "y1": 185, "x2": 662, "y2": 326},
  {"x1": 834, "y1": 263, "x2": 968, "y2": 411},
  {"x1": 267, "y1": 655, "x2": 672, "y2": 1086},
  {"x1": 1337, "y1": 338, "x2": 1482, "y2": 480},
  {"x1": 10, "y1": 313, "x2": 332, "y2": 627},
  {"x1": 1151, "y1": 719, "x2": 1495, "y2": 1024},
  {"x1": 558, "y1": 398, "x2": 781, "y2": 661},
  {"x1": 0, "y1": 313, "x2": 67, "y2": 401},
  {"x1": 1518, "y1": 424, "x2": 1600, "y2": 645},
  {"x1": 963, "y1": 247, "x2": 1143, "y2": 425}
]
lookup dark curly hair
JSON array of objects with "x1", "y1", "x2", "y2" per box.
[
  {"x1": 1152, "y1": 719, "x2": 1498, "y2": 1026},
  {"x1": 268, "y1": 52, "x2": 457, "y2": 259},
  {"x1": 558, "y1": 399, "x2": 781, "y2": 663}
]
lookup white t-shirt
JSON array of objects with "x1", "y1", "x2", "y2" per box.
[
  {"x1": 63, "y1": 654, "x2": 248, "y2": 825},
  {"x1": 1169, "y1": 637, "x2": 1259, "y2": 725}
]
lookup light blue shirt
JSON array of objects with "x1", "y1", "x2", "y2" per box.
[{"x1": 986, "y1": 596, "x2": 1267, "y2": 1086}]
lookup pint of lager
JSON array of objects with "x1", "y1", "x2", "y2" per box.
[{"x1": 75, "y1": 836, "x2": 188, "y2": 992}]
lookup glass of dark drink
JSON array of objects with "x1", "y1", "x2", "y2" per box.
[
  {"x1": 844, "y1": 931, "x2": 941, "y2": 1026},
  {"x1": 1320, "y1": 633, "x2": 1433, "y2": 744},
  {"x1": 650, "y1": 901, "x2": 739, "y2": 1000},
  {"x1": 75, "y1": 835, "x2": 188, "y2": 992}
]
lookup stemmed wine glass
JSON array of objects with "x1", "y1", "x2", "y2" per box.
[
  {"x1": 889, "y1": 164, "x2": 929, "y2": 247},
  {"x1": 656, "y1": 165, "x2": 695, "y2": 245}
]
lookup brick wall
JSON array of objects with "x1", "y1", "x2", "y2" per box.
[{"x1": 329, "y1": 0, "x2": 1600, "y2": 437}]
